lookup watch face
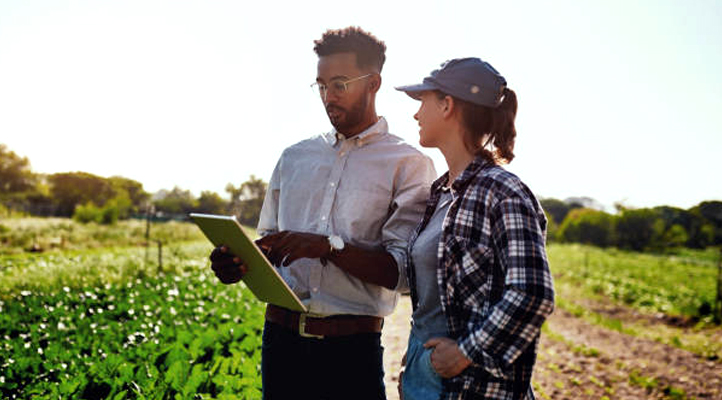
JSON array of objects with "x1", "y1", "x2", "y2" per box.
[{"x1": 329, "y1": 235, "x2": 344, "y2": 250}]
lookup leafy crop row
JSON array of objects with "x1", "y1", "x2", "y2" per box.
[
  {"x1": 1, "y1": 247, "x2": 264, "y2": 399},
  {"x1": 548, "y1": 244, "x2": 718, "y2": 321}
]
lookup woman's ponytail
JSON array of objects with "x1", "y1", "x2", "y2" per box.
[
  {"x1": 455, "y1": 87, "x2": 518, "y2": 164},
  {"x1": 489, "y1": 87, "x2": 517, "y2": 164}
]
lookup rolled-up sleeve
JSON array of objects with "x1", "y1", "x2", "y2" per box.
[
  {"x1": 382, "y1": 154, "x2": 436, "y2": 292},
  {"x1": 256, "y1": 157, "x2": 282, "y2": 237}
]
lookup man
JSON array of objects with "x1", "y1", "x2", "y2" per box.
[{"x1": 210, "y1": 27, "x2": 436, "y2": 399}]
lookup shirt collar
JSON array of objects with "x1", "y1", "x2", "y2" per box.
[
  {"x1": 431, "y1": 155, "x2": 495, "y2": 194},
  {"x1": 323, "y1": 116, "x2": 388, "y2": 147}
]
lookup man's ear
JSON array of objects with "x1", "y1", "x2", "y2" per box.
[{"x1": 369, "y1": 73, "x2": 381, "y2": 93}]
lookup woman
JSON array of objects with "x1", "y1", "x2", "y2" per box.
[{"x1": 395, "y1": 58, "x2": 555, "y2": 399}]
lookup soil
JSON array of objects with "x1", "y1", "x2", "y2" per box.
[{"x1": 381, "y1": 296, "x2": 722, "y2": 400}]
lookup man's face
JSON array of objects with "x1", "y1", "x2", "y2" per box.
[{"x1": 315, "y1": 52, "x2": 373, "y2": 134}]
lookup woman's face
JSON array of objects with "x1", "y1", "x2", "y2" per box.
[{"x1": 414, "y1": 91, "x2": 447, "y2": 148}]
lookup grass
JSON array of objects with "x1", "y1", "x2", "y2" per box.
[
  {"x1": 0, "y1": 217, "x2": 206, "y2": 255},
  {"x1": 0, "y1": 241, "x2": 213, "y2": 298},
  {"x1": 547, "y1": 243, "x2": 719, "y2": 321}
]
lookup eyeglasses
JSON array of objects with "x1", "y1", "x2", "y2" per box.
[{"x1": 310, "y1": 73, "x2": 373, "y2": 101}]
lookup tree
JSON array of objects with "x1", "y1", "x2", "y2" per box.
[
  {"x1": 47, "y1": 172, "x2": 116, "y2": 217},
  {"x1": 693, "y1": 201, "x2": 722, "y2": 245},
  {"x1": 0, "y1": 144, "x2": 37, "y2": 194},
  {"x1": 652, "y1": 206, "x2": 705, "y2": 249},
  {"x1": 540, "y1": 198, "x2": 580, "y2": 225},
  {"x1": 225, "y1": 183, "x2": 243, "y2": 216},
  {"x1": 660, "y1": 224, "x2": 689, "y2": 249},
  {"x1": 564, "y1": 196, "x2": 605, "y2": 211},
  {"x1": 226, "y1": 175, "x2": 268, "y2": 226},
  {"x1": 153, "y1": 186, "x2": 197, "y2": 217},
  {"x1": 615, "y1": 208, "x2": 660, "y2": 251},
  {"x1": 557, "y1": 208, "x2": 615, "y2": 247},
  {"x1": 108, "y1": 176, "x2": 150, "y2": 214},
  {"x1": 196, "y1": 191, "x2": 228, "y2": 215},
  {"x1": 0, "y1": 145, "x2": 40, "y2": 214}
]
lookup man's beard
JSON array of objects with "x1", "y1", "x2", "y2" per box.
[{"x1": 326, "y1": 96, "x2": 368, "y2": 134}]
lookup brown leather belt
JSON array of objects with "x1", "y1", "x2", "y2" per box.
[{"x1": 265, "y1": 304, "x2": 384, "y2": 339}]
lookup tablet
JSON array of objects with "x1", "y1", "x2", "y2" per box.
[{"x1": 189, "y1": 213, "x2": 308, "y2": 312}]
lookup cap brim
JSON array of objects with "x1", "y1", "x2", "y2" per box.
[{"x1": 394, "y1": 83, "x2": 437, "y2": 100}]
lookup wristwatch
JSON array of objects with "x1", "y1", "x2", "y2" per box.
[{"x1": 327, "y1": 235, "x2": 345, "y2": 254}]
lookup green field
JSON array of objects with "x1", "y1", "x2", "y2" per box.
[
  {"x1": 548, "y1": 243, "x2": 720, "y2": 320},
  {"x1": 1, "y1": 219, "x2": 720, "y2": 398},
  {"x1": 0, "y1": 217, "x2": 205, "y2": 255}
]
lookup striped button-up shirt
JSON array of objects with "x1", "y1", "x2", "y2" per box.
[
  {"x1": 407, "y1": 156, "x2": 555, "y2": 399},
  {"x1": 257, "y1": 117, "x2": 436, "y2": 317}
]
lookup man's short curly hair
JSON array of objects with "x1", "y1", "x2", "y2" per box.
[{"x1": 313, "y1": 26, "x2": 387, "y2": 72}]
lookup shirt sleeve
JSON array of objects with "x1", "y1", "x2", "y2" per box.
[
  {"x1": 457, "y1": 196, "x2": 555, "y2": 378},
  {"x1": 382, "y1": 154, "x2": 436, "y2": 292},
  {"x1": 256, "y1": 156, "x2": 282, "y2": 237}
]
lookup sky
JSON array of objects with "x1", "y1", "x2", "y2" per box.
[{"x1": 1, "y1": 0, "x2": 720, "y2": 211}]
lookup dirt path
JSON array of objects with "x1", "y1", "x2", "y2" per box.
[
  {"x1": 381, "y1": 295, "x2": 412, "y2": 400},
  {"x1": 381, "y1": 296, "x2": 722, "y2": 400}
]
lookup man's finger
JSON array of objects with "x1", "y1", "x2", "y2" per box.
[
  {"x1": 282, "y1": 252, "x2": 298, "y2": 267},
  {"x1": 265, "y1": 245, "x2": 282, "y2": 266},
  {"x1": 209, "y1": 247, "x2": 222, "y2": 262},
  {"x1": 256, "y1": 231, "x2": 286, "y2": 247},
  {"x1": 423, "y1": 338, "x2": 442, "y2": 348},
  {"x1": 255, "y1": 236, "x2": 273, "y2": 247},
  {"x1": 210, "y1": 245, "x2": 234, "y2": 262}
]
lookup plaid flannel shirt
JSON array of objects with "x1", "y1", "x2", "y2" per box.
[{"x1": 406, "y1": 156, "x2": 555, "y2": 400}]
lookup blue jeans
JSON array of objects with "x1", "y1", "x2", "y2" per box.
[
  {"x1": 261, "y1": 320, "x2": 386, "y2": 400},
  {"x1": 401, "y1": 330, "x2": 443, "y2": 400}
]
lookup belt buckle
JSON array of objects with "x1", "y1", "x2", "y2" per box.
[{"x1": 298, "y1": 313, "x2": 324, "y2": 339}]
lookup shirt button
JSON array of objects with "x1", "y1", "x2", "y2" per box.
[
  {"x1": 330, "y1": 182, "x2": 335, "y2": 187},
  {"x1": 312, "y1": 287, "x2": 319, "y2": 293},
  {"x1": 321, "y1": 216, "x2": 326, "y2": 220}
]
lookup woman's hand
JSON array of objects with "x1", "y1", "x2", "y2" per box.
[{"x1": 424, "y1": 337, "x2": 472, "y2": 378}]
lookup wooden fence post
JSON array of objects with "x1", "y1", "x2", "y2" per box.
[
  {"x1": 714, "y1": 247, "x2": 722, "y2": 323},
  {"x1": 145, "y1": 205, "x2": 153, "y2": 265},
  {"x1": 157, "y1": 240, "x2": 163, "y2": 273}
]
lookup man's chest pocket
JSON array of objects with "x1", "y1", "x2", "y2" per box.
[{"x1": 332, "y1": 186, "x2": 392, "y2": 240}]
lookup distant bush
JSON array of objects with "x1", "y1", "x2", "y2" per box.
[
  {"x1": 540, "y1": 198, "x2": 581, "y2": 226},
  {"x1": 557, "y1": 208, "x2": 615, "y2": 248},
  {"x1": 616, "y1": 208, "x2": 660, "y2": 251},
  {"x1": 73, "y1": 202, "x2": 104, "y2": 224},
  {"x1": 659, "y1": 224, "x2": 689, "y2": 249},
  {"x1": 73, "y1": 200, "x2": 122, "y2": 225}
]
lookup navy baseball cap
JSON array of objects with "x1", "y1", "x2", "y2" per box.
[{"x1": 395, "y1": 57, "x2": 507, "y2": 108}]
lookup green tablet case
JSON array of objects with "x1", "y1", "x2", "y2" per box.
[{"x1": 190, "y1": 213, "x2": 307, "y2": 312}]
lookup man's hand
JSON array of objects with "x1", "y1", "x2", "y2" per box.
[
  {"x1": 256, "y1": 231, "x2": 330, "y2": 267},
  {"x1": 424, "y1": 337, "x2": 472, "y2": 378},
  {"x1": 209, "y1": 245, "x2": 247, "y2": 284}
]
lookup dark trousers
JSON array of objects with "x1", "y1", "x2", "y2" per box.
[{"x1": 261, "y1": 320, "x2": 386, "y2": 400}]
